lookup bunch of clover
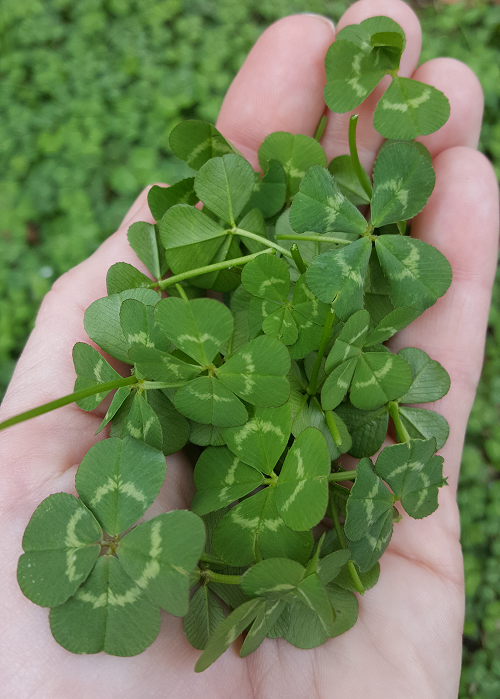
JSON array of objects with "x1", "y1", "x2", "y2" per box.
[{"x1": 11, "y1": 17, "x2": 453, "y2": 671}]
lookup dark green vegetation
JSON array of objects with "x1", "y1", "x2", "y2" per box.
[{"x1": 1, "y1": 0, "x2": 499, "y2": 693}]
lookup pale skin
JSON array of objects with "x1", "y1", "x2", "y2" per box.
[{"x1": 0, "y1": 0, "x2": 498, "y2": 696}]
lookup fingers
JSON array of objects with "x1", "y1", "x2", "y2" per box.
[
  {"x1": 389, "y1": 147, "x2": 499, "y2": 493},
  {"x1": 216, "y1": 14, "x2": 335, "y2": 167}
]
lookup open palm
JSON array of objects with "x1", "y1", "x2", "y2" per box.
[{"x1": 1, "y1": 1, "x2": 498, "y2": 697}]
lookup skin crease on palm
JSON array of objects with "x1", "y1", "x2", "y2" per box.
[{"x1": 0, "y1": 0, "x2": 498, "y2": 697}]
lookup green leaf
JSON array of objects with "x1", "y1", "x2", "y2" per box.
[
  {"x1": 119, "y1": 299, "x2": 164, "y2": 352},
  {"x1": 289, "y1": 165, "x2": 367, "y2": 238},
  {"x1": 160, "y1": 204, "x2": 227, "y2": 277},
  {"x1": 155, "y1": 297, "x2": 233, "y2": 366},
  {"x1": 321, "y1": 358, "x2": 357, "y2": 410},
  {"x1": 370, "y1": 141, "x2": 436, "y2": 227},
  {"x1": 374, "y1": 76, "x2": 450, "y2": 140},
  {"x1": 344, "y1": 459, "x2": 394, "y2": 571},
  {"x1": 189, "y1": 421, "x2": 226, "y2": 447},
  {"x1": 128, "y1": 346, "x2": 201, "y2": 384},
  {"x1": 241, "y1": 558, "x2": 305, "y2": 599},
  {"x1": 335, "y1": 402, "x2": 389, "y2": 458},
  {"x1": 305, "y1": 237, "x2": 372, "y2": 320},
  {"x1": 365, "y1": 307, "x2": 422, "y2": 346},
  {"x1": 218, "y1": 335, "x2": 290, "y2": 407},
  {"x1": 276, "y1": 428, "x2": 330, "y2": 531},
  {"x1": 195, "y1": 598, "x2": 264, "y2": 672},
  {"x1": 194, "y1": 154, "x2": 255, "y2": 226},
  {"x1": 222, "y1": 402, "x2": 292, "y2": 475},
  {"x1": 96, "y1": 385, "x2": 132, "y2": 434},
  {"x1": 191, "y1": 446, "x2": 264, "y2": 515},
  {"x1": 213, "y1": 487, "x2": 313, "y2": 566},
  {"x1": 296, "y1": 572, "x2": 334, "y2": 627},
  {"x1": 317, "y1": 550, "x2": 352, "y2": 585},
  {"x1": 169, "y1": 120, "x2": 237, "y2": 170},
  {"x1": 325, "y1": 310, "x2": 370, "y2": 373},
  {"x1": 127, "y1": 221, "x2": 166, "y2": 281},
  {"x1": 328, "y1": 155, "x2": 371, "y2": 205},
  {"x1": 76, "y1": 436, "x2": 166, "y2": 535},
  {"x1": 148, "y1": 179, "x2": 197, "y2": 222},
  {"x1": 106, "y1": 262, "x2": 153, "y2": 295},
  {"x1": 262, "y1": 305, "x2": 298, "y2": 344},
  {"x1": 112, "y1": 392, "x2": 163, "y2": 451},
  {"x1": 324, "y1": 40, "x2": 386, "y2": 113},
  {"x1": 84, "y1": 288, "x2": 160, "y2": 363},
  {"x1": 364, "y1": 249, "x2": 394, "y2": 325},
  {"x1": 240, "y1": 599, "x2": 286, "y2": 657},
  {"x1": 174, "y1": 376, "x2": 248, "y2": 427},
  {"x1": 375, "y1": 438, "x2": 445, "y2": 518},
  {"x1": 241, "y1": 253, "x2": 290, "y2": 302},
  {"x1": 49, "y1": 555, "x2": 160, "y2": 656},
  {"x1": 327, "y1": 584, "x2": 359, "y2": 638},
  {"x1": 337, "y1": 16, "x2": 406, "y2": 51},
  {"x1": 145, "y1": 389, "x2": 189, "y2": 455},
  {"x1": 258, "y1": 132, "x2": 327, "y2": 199},
  {"x1": 397, "y1": 406, "x2": 449, "y2": 450},
  {"x1": 350, "y1": 351, "x2": 413, "y2": 410},
  {"x1": 375, "y1": 235, "x2": 452, "y2": 311},
  {"x1": 17, "y1": 493, "x2": 101, "y2": 607},
  {"x1": 241, "y1": 160, "x2": 287, "y2": 219},
  {"x1": 291, "y1": 398, "x2": 351, "y2": 461},
  {"x1": 118, "y1": 510, "x2": 205, "y2": 616},
  {"x1": 282, "y1": 596, "x2": 328, "y2": 648},
  {"x1": 183, "y1": 585, "x2": 226, "y2": 650},
  {"x1": 398, "y1": 347, "x2": 450, "y2": 403},
  {"x1": 73, "y1": 342, "x2": 122, "y2": 411}
]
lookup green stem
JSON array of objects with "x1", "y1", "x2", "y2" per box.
[
  {"x1": 141, "y1": 381, "x2": 189, "y2": 390},
  {"x1": 233, "y1": 228, "x2": 293, "y2": 259},
  {"x1": 328, "y1": 470, "x2": 357, "y2": 482},
  {"x1": 175, "y1": 283, "x2": 189, "y2": 301},
  {"x1": 155, "y1": 248, "x2": 275, "y2": 290},
  {"x1": 397, "y1": 220, "x2": 407, "y2": 235},
  {"x1": 290, "y1": 244, "x2": 308, "y2": 274},
  {"x1": 0, "y1": 376, "x2": 137, "y2": 432},
  {"x1": 330, "y1": 496, "x2": 365, "y2": 596},
  {"x1": 199, "y1": 552, "x2": 224, "y2": 566},
  {"x1": 348, "y1": 115, "x2": 372, "y2": 200},
  {"x1": 388, "y1": 401, "x2": 411, "y2": 443},
  {"x1": 314, "y1": 114, "x2": 327, "y2": 142},
  {"x1": 203, "y1": 570, "x2": 242, "y2": 585},
  {"x1": 307, "y1": 309, "x2": 335, "y2": 396},
  {"x1": 324, "y1": 410, "x2": 342, "y2": 447},
  {"x1": 276, "y1": 233, "x2": 351, "y2": 246}
]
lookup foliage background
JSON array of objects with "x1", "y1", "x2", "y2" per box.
[{"x1": 0, "y1": 0, "x2": 499, "y2": 694}]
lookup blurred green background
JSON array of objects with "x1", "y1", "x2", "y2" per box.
[{"x1": 0, "y1": 0, "x2": 499, "y2": 693}]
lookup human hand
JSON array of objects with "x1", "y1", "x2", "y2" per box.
[{"x1": 0, "y1": 1, "x2": 498, "y2": 697}]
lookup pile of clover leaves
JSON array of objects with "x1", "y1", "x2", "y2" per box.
[{"x1": 11, "y1": 17, "x2": 453, "y2": 671}]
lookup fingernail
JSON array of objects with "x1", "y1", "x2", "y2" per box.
[{"x1": 301, "y1": 13, "x2": 336, "y2": 33}]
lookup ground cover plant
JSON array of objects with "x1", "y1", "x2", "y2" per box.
[{"x1": 0, "y1": 16, "x2": 461, "y2": 671}]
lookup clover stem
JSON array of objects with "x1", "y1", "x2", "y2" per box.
[
  {"x1": 330, "y1": 496, "x2": 365, "y2": 596},
  {"x1": 348, "y1": 115, "x2": 373, "y2": 200},
  {"x1": 175, "y1": 283, "x2": 189, "y2": 301},
  {"x1": 327, "y1": 470, "x2": 357, "y2": 482},
  {"x1": 201, "y1": 570, "x2": 243, "y2": 585},
  {"x1": 290, "y1": 244, "x2": 308, "y2": 274},
  {"x1": 276, "y1": 233, "x2": 351, "y2": 246},
  {"x1": 314, "y1": 114, "x2": 327, "y2": 142},
  {"x1": 233, "y1": 228, "x2": 293, "y2": 259},
  {"x1": 0, "y1": 375, "x2": 138, "y2": 432},
  {"x1": 307, "y1": 309, "x2": 335, "y2": 396},
  {"x1": 388, "y1": 401, "x2": 411, "y2": 443},
  {"x1": 324, "y1": 410, "x2": 343, "y2": 447},
  {"x1": 154, "y1": 248, "x2": 276, "y2": 290}
]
